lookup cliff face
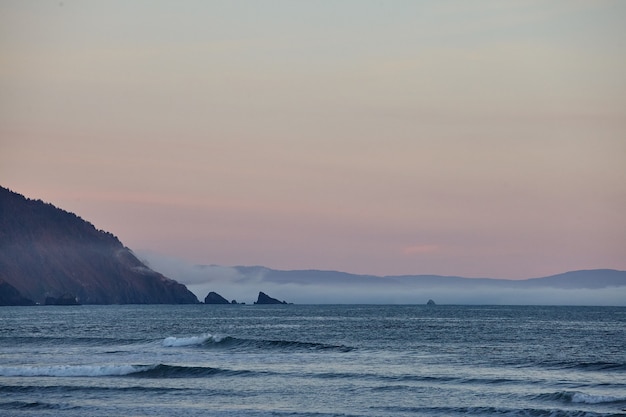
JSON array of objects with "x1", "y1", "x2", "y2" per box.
[{"x1": 0, "y1": 186, "x2": 198, "y2": 305}]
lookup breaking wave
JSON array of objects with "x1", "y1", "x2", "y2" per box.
[
  {"x1": 161, "y1": 333, "x2": 353, "y2": 352},
  {"x1": 162, "y1": 333, "x2": 224, "y2": 347},
  {"x1": 0, "y1": 364, "x2": 256, "y2": 379},
  {"x1": 534, "y1": 391, "x2": 626, "y2": 405},
  {"x1": 0, "y1": 364, "x2": 152, "y2": 377}
]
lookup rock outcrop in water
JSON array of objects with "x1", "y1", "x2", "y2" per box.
[
  {"x1": 254, "y1": 291, "x2": 289, "y2": 305},
  {"x1": 0, "y1": 186, "x2": 199, "y2": 305},
  {"x1": 204, "y1": 291, "x2": 230, "y2": 304}
]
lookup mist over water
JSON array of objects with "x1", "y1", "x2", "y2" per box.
[{"x1": 138, "y1": 252, "x2": 626, "y2": 306}]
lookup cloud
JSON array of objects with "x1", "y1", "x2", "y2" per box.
[{"x1": 137, "y1": 251, "x2": 234, "y2": 285}]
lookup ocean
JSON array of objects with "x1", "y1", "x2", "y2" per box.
[{"x1": 0, "y1": 304, "x2": 624, "y2": 416}]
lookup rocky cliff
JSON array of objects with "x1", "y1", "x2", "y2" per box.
[{"x1": 0, "y1": 186, "x2": 198, "y2": 305}]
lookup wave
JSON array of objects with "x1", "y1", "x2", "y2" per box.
[
  {"x1": 376, "y1": 405, "x2": 626, "y2": 416},
  {"x1": 295, "y1": 370, "x2": 517, "y2": 387},
  {"x1": 5, "y1": 332, "x2": 354, "y2": 352},
  {"x1": 0, "y1": 364, "x2": 153, "y2": 377},
  {"x1": 572, "y1": 392, "x2": 626, "y2": 405},
  {"x1": 534, "y1": 391, "x2": 626, "y2": 405},
  {"x1": 0, "y1": 400, "x2": 77, "y2": 411},
  {"x1": 0, "y1": 384, "x2": 179, "y2": 394},
  {"x1": 162, "y1": 333, "x2": 223, "y2": 347},
  {"x1": 569, "y1": 362, "x2": 626, "y2": 372},
  {"x1": 128, "y1": 364, "x2": 256, "y2": 378},
  {"x1": 241, "y1": 338, "x2": 353, "y2": 352},
  {"x1": 0, "y1": 363, "x2": 257, "y2": 379},
  {"x1": 0, "y1": 336, "x2": 147, "y2": 347},
  {"x1": 161, "y1": 333, "x2": 353, "y2": 352},
  {"x1": 534, "y1": 360, "x2": 626, "y2": 372}
]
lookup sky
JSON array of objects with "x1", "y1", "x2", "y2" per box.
[{"x1": 1, "y1": 0, "x2": 625, "y2": 279}]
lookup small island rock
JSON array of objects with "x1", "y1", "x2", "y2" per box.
[
  {"x1": 204, "y1": 291, "x2": 230, "y2": 304},
  {"x1": 254, "y1": 291, "x2": 289, "y2": 305},
  {"x1": 426, "y1": 299, "x2": 436, "y2": 306}
]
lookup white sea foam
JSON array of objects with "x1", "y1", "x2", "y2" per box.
[
  {"x1": 162, "y1": 333, "x2": 222, "y2": 347},
  {"x1": 571, "y1": 392, "x2": 624, "y2": 404},
  {"x1": 0, "y1": 364, "x2": 155, "y2": 377}
]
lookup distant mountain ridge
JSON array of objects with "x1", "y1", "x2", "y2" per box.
[
  {"x1": 175, "y1": 263, "x2": 626, "y2": 305},
  {"x1": 0, "y1": 186, "x2": 198, "y2": 305},
  {"x1": 225, "y1": 266, "x2": 626, "y2": 290}
]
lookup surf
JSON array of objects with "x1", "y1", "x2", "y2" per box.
[
  {"x1": 0, "y1": 363, "x2": 258, "y2": 379},
  {"x1": 0, "y1": 364, "x2": 154, "y2": 377},
  {"x1": 534, "y1": 391, "x2": 626, "y2": 405},
  {"x1": 161, "y1": 333, "x2": 353, "y2": 352}
]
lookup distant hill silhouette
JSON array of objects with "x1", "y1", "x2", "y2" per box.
[
  {"x1": 0, "y1": 186, "x2": 198, "y2": 305},
  {"x1": 228, "y1": 265, "x2": 626, "y2": 290},
  {"x1": 202, "y1": 265, "x2": 626, "y2": 305}
]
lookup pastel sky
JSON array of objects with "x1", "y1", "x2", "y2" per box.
[{"x1": 2, "y1": 1, "x2": 625, "y2": 278}]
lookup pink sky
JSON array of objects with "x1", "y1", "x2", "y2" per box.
[{"x1": 2, "y1": 1, "x2": 625, "y2": 278}]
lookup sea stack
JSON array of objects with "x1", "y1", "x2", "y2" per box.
[
  {"x1": 254, "y1": 291, "x2": 289, "y2": 305},
  {"x1": 204, "y1": 291, "x2": 230, "y2": 304},
  {"x1": 427, "y1": 299, "x2": 436, "y2": 306}
]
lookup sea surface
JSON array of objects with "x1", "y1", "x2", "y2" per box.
[{"x1": 0, "y1": 304, "x2": 624, "y2": 416}]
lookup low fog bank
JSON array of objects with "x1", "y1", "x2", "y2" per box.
[{"x1": 138, "y1": 252, "x2": 626, "y2": 306}]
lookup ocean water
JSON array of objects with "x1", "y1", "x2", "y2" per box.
[{"x1": 0, "y1": 304, "x2": 624, "y2": 417}]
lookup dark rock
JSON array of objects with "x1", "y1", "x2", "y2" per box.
[
  {"x1": 231, "y1": 300, "x2": 238, "y2": 304},
  {"x1": 0, "y1": 279, "x2": 35, "y2": 306},
  {"x1": 44, "y1": 293, "x2": 80, "y2": 305},
  {"x1": 254, "y1": 291, "x2": 289, "y2": 305},
  {"x1": 427, "y1": 299, "x2": 436, "y2": 306},
  {"x1": 57, "y1": 293, "x2": 80, "y2": 305},
  {"x1": 66, "y1": 293, "x2": 80, "y2": 305},
  {"x1": 0, "y1": 186, "x2": 199, "y2": 304},
  {"x1": 204, "y1": 291, "x2": 230, "y2": 304}
]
